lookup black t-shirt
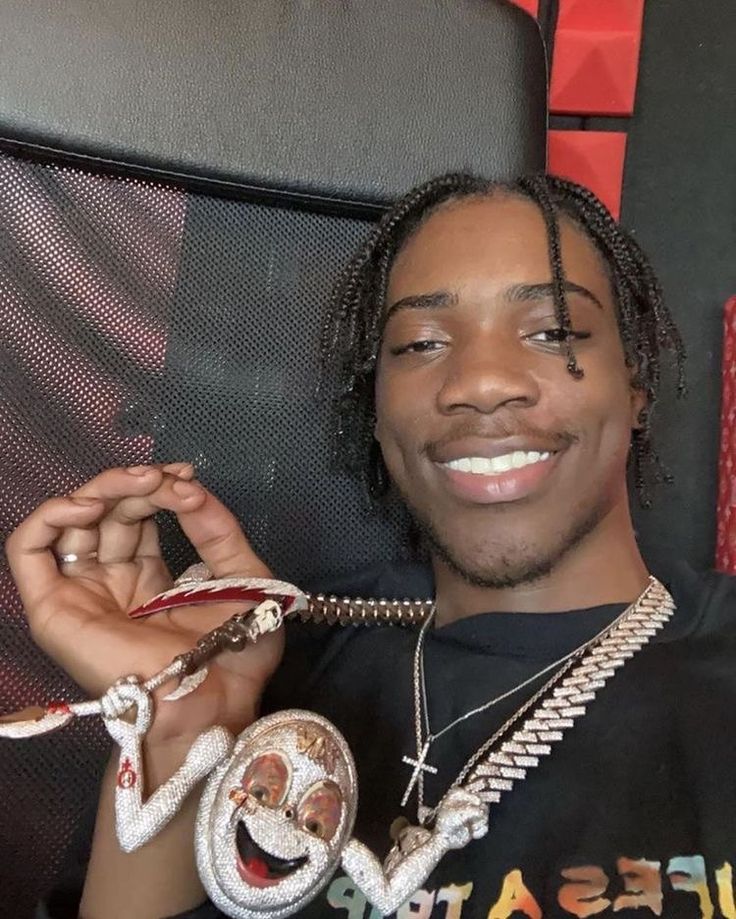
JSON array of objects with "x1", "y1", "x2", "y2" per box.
[{"x1": 40, "y1": 561, "x2": 736, "y2": 918}]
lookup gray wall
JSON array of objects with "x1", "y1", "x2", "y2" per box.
[{"x1": 621, "y1": 0, "x2": 735, "y2": 578}]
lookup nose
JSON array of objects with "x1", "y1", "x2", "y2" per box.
[{"x1": 436, "y1": 333, "x2": 540, "y2": 415}]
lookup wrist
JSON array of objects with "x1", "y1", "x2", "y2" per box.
[
  {"x1": 139, "y1": 709, "x2": 257, "y2": 777},
  {"x1": 142, "y1": 692, "x2": 259, "y2": 752}
]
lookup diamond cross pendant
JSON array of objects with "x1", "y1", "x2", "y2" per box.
[{"x1": 400, "y1": 740, "x2": 438, "y2": 807}]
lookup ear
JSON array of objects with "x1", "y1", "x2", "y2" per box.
[
  {"x1": 630, "y1": 384, "x2": 648, "y2": 430},
  {"x1": 373, "y1": 411, "x2": 383, "y2": 444}
]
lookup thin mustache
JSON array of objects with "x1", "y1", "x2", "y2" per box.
[{"x1": 423, "y1": 422, "x2": 578, "y2": 456}]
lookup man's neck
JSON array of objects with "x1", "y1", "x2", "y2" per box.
[{"x1": 432, "y1": 503, "x2": 650, "y2": 625}]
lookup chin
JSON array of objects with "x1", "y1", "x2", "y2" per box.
[
  {"x1": 437, "y1": 541, "x2": 557, "y2": 589},
  {"x1": 418, "y1": 500, "x2": 605, "y2": 591}
]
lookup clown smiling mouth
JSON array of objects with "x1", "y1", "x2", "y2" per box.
[{"x1": 236, "y1": 821, "x2": 308, "y2": 887}]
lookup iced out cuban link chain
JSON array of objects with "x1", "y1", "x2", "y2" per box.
[
  {"x1": 405, "y1": 577, "x2": 674, "y2": 823},
  {"x1": 433, "y1": 576, "x2": 675, "y2": 817}
]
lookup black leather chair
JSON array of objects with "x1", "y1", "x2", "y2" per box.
[{"x1": 0, "y1": 1, "x2": 546, "y2": 912}]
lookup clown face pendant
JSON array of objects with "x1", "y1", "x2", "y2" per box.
[{"x1": 196, "y1": 710, "x2": 359, "y2": 918}]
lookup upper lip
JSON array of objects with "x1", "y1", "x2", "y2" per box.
[{"x1": 428, "y1": 437, "x2": 565, "y2": 465}]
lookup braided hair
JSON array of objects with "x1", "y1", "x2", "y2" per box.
[{"x1": 321, "y1": 173, "x2": 686, "y2": 508}]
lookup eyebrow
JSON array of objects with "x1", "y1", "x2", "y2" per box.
[
  {"x1": 505, "y1": 281, "x2": 604, "y2": 310},
  {"x1": 384, "y1": 290, "x2": 458, "y2": 321},
  {"x1": 385, "y1": 280, "x2": 604, "y2": 320}
]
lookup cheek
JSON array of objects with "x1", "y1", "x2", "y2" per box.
[
  {"x1": 374, "y1": 369, "x2": 424, "y2": 448},
  {"x1": 565, "y1": 370, "x2": 637, "y2": 467}
]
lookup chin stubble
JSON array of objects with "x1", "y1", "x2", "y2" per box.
[{"x1": 408, "y1": 498, "x2": 608, "y2": 590}]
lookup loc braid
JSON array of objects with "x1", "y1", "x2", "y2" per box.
[{"x1": 517, "y1": 175, "x2": 583, "y2": 378}]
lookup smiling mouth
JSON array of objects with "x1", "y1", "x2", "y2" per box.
[
  {"x1": 236, "y1": 821, "x2": 308, "y2": 887},
  {"x1": 440, "y1": 450, "x2": 556, "y2": 476},
  {"x1": 434, "y1": 447, "x2": 564, "y2": 506}
]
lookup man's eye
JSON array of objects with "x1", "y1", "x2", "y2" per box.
[
  {"x1": 527, "y1": 328, "x2": 591, "y2": 345},
  {"x1": 390, "y1": 340, "x2": 445, "y2": 356}
]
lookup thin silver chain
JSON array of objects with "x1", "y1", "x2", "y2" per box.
[{"x1": 407, "y1": 577, "x2": 661, "y2": 820}]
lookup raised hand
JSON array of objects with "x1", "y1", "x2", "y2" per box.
[{"x1": 4, "y1": 464, "x2": 284, "y2": 748}]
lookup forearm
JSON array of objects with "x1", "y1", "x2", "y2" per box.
[
  {"x1": 341, "y1": 835, "x2": 446, "y2": 916},
  {"x1": 80, "y1": 742, "x2": 207, "y2": 919}
]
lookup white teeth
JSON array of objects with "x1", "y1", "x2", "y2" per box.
[{"x1": 444, "y1": 451, "x2": 553, "y2": 476}]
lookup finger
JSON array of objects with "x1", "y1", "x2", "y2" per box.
[
  {"x1": 95, "y1": 498, "x2": 159, "y2": 564},
  {"x1": 72, "y1": 465, "x2": 164, "y2": 501},
  {"x1": 96, "y1": 469, "x2": 194, "y2": 563},
  {"x1": 162, "y1": 462, "x2": 196, "y2": 481},
  {"x1": 50, "y1": 520, "x2": 100, "y2": 561},
  {"x1": 5, "y1": 496, "x2": 106, "y2": 610},
  {"x1": 54, "y1": 466, "x2": 164, "y2": 558},
  {"x1": 137, "y1": 518, "x2": 163, "y2": 559},
  {"x1": 172, "y1": 481, "x2": 271, "y2": 579},
  {"x1": 90, "y1": 474, "x2": 210, "y2": 566}
]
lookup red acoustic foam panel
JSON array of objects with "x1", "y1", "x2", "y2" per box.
[
  {"x1": 716, "y1": 296, "x2": 736, "y2": 574},
  {"x1": 550, "y1": 0, "x2": 644, "y2": 115},
  {"x1": 557, "y1": 0, "x2": 644, "y2": 31},
  {"x1": 508, "y1": 0, "x2": 539, "y2": 16},
  {"x1": 548, "y1": 130, "x2": 627, "y2": 219}
]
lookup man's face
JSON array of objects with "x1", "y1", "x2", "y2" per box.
[{"x1": 374, "y1": 193, "x2": 645, "y2": 588}]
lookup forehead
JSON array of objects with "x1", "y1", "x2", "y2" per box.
[{"x1": 387, "y1": 193, "x2": 611, "y2": 303}]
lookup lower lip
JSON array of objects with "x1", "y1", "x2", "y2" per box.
[{"x1": 436, "y1": 454, "x2": 561, "y2": 504}]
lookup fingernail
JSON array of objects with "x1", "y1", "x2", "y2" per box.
[
  {"x1": 127, "y1": 465, "x2": 152, "y2": 476},
  {"x1": 163, "y1": 462, "x2": 194, "y2": 478},
  {"x1": 172, "y1": 480, "x2": 203, "y2": 497},
  {"x1": 71, "y1": 496, "x2": 101, "y2": 506}
]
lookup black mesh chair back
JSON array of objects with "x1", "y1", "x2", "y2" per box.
[{"x1": 0, "y1": 1, "x2": 546, "y2": 912}]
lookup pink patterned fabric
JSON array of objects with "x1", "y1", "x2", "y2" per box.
[{"x1": 716, "y1": 297, "x2": 736, "y2": 573}]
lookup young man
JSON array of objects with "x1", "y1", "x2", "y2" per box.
[{"x1": 9, "y1": 174, "x2": 736, "y2": 919}]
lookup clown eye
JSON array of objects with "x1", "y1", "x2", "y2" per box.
[
  {"x1": 298, "y1": 780, "x2": 342, "y2": 842},
  {"x1": 241, "y1": 753, "x2": 290, "y2": 808}
]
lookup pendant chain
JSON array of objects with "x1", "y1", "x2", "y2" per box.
[
  {"x1": 301, "y1": 580, "x2": 674, "y2": 832},
  {"x1": 404, "y1": 577, "x2": 674, "y2": 823}
]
